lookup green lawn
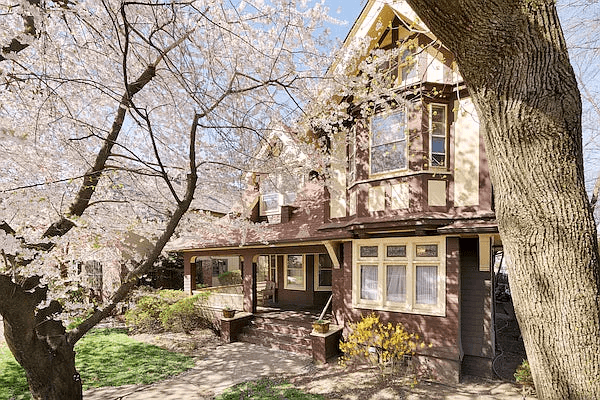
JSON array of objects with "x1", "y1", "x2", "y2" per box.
[
  {"x1": 0, "y1": 344, "x2": 29, "y2": 400},
  {"x1": 217, "y1": 378, "x2": 324, "y2": 400},
  {"x1": 0, "y1": 328, "x2": 195, "y2": 400}
]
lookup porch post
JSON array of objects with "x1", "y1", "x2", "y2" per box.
[
  {"x1": 241, "y1": 251, "x2": 257, "y2": 313},
  {"x1": 252, "y1": 260, "x2": 257, "y2": 313},
  {"x1": 183, "y1": 252, "x2": 195, "y2": 295}
]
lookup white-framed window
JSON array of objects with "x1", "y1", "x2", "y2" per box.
[
  {"x1": 429, "y1": 104, "x2": 447, "y2": 168},
  {"x1": 370, "y1": 110, "x2": 407, "y2": 176},
  {"x1": 375, "y1": 52, "x2": 399, "y2": 87},
  {"x1": 352, "y1": 238, "x2": 446, "y2": 316},
  {"x1": 315, "y1": 254, "x2": 333, "y2": 291},
  {"x1": 260, "y1": 193, "x2": 280, "y2": 216},
  {"x1": 284, "y1": 254, "x2": 305, "y2": 290},
  {"x1": 258, "y1": 172, "x2": 300, "y2": 217},
  {"x1": 257, "y1": 255, "x2": 277, "y2": 283}
]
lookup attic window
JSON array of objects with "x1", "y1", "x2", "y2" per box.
[
  {"x1": 400, "y1": 48, "x2": 418, "y2": 83},
  {"x1": 376, "y1": 54, "x2": 399, "y2": 87},
  {"x1": 370, "y1": 110, "x2": 407, "y2": 175}
]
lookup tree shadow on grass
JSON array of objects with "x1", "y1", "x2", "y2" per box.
[
  {"x1": 0, "y1": 345, "x2": 30, "y2": 400},
  {"x1": 75, "y1": 329, "x2": 195, "y2": 390}
]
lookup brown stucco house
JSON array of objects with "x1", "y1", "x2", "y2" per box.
[{"x1": 170, "y1": 0, "x2": 502, "y2": 383}]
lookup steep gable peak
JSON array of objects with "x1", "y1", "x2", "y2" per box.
[{"x1": 345, "y1": 0, "x2": 431, "y2": 49}]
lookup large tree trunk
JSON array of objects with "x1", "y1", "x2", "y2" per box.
[
  {"x1": 405, "y1": 1, "x2": 600, "y2": 398},
  {"x1": 0, "y1": 276, "x2": 82, "y2": 399}
]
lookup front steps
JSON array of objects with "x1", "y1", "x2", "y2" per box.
[{"x1": 237, "y1": 310, "x2": 331, "y2": 356}]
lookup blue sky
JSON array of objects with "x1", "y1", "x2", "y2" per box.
[{"x1": 323, "y1": 1, "x2": 364, "y2": 41}]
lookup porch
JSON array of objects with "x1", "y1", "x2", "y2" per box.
[{"x1": 220, "y1": 305, "x2": 342, "y2": 364}]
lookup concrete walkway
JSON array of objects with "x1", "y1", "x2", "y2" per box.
[
  {"x1": 83, "y1": 341, "x2": 313, "y2": 399},
  {"x1": 83, "y1": 340, "x2": 535, "y2": 400},
  {"x1": 2, "y1": 322, "x2": 533, "y2": 400}
]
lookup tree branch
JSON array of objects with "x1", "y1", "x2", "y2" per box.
[
  {"x1": 68, "y1": 113, "x2": 199, "y2": 344},
  {"x1": 42, "y1": 32, "x2": 191, "y2": 238}
]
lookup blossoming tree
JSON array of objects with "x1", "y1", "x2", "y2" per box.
[{"x1": 0, "y1": 0, "x2": 336, "y2": 398}]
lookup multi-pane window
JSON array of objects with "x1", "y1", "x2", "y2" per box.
[
  {"x1": 416, "y1": 266, "x2": 438, "y2": 305},
  {"x1": 258, "y1": 173, "x2": 300, "y2": 217},
  {"x1": 257, "y1": 255, "x2": 277, "y2": 282},
  {"x1": 386, "y1": 265, "x2": 406, "y2": 303},
  {"x1": 260, "y1": 193, "x2": 280, "y2": 215},
  {"x1": 353, "y1": 239, "x2": 446, "y2": 316},
  {"x1": 370, "y1": 110, "x2": 407, "y2": 175},
  {"x1": 376, "y1": 54, "x2": 399, "y2": 87},
  {"x1": 316, "y1": 254, "x2": 333, "y2": 290},
  {"x1": 285, "y1": 255, "x2": 305, "y2": 290},
  {"x1": 430, "y1": 104, "x2": 447, "y2": 168}
]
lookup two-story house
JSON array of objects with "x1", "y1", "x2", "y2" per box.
[{"x1": 171, "y1": 0, "x2": 500, "y2": 383}]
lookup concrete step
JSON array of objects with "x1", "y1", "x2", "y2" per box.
[
  {"x1": 238, "y1": 329, "x2": 312, "y2": 356},
  {"x1": 248, "y1": 319, "x2": 312, "y2": 336},
  {"x1": 252, "y1": 312, "x2": 332, "y2": 328},
  {"x1": 243, "y1": 325, "x2": 312, "y2": 346}
]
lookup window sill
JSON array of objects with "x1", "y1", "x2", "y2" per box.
[
  {"x1": 349, "y1": 170, "x2": 453, "y2": 190},
  {"x1": 352, "y1": 302, "x2": 446, "y2": 318},
  {"x1": 284, "y1": 286, "x2": 306, "y2": 291}
]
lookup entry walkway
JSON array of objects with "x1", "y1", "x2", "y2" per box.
[
  {"x1": 83, "y1": 341, "x2": 313, "y2": 399},
  {"x1": 83, "y1": 339, "x2": 535, "y2": 400}
]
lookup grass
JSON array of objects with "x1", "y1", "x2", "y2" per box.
[
  {"x1": 216, "y1": 377, "x2": 324, "y2": 400},
  {"x1": 0, "y1": 328, "x2": 195, "y2": 400},
  {"x1": 0, "y1": 344, "x2": 29, "y2": 400}
]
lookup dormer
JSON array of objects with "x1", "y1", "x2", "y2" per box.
[{"x1": 244, "y1": 125, "x2": 323, "y2": 224}]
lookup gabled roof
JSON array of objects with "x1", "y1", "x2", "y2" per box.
[{"x1": 330, "y1": 0, "x2": 434, "y2": 75}]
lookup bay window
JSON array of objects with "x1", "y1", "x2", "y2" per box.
[
  {"x1": 370, "y1": 110, "x2": 407, "y2": 175},
  {"x1": 429, "y1": 104, "x2": 447, "y2": 168},
  {"x1": 353, "y1": 238, "x2": 446, "y2": 316}
]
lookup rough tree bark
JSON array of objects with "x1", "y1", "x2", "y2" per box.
[
  {"x1": 0, "y1": 278, "x2": 82, "y2": 399},
  {"x1": 405, "y1": 0, "x2": 600, "y2": 398}
]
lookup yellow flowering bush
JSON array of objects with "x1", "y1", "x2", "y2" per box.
[{"x1": 339, "y1": 313, "x2": 427, "y2": 378}]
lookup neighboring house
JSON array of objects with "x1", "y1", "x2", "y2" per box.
[{"x1": 171, "y1": 0, "x2": 500, "y2": 383}]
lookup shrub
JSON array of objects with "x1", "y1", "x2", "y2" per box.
[
  {"x1": 125, "y1": 289, "x2": 187, "y2": 332},
  {"x1": 160, "y1": 293, "x2": 212, "y2": 333},
  {"x1": 339, "y1": 313, "x2": 427, "y2": 379},
  {"x1": 514, "y1": 359, "x2": 534, "y2": 387},
  {"x1": 218, "y1": 270, "x2": 242, "y2": 285},
  {"x1": 157, "y1": 289, "x2": 188, "y2": 303},
  {"x1": 125, "y1": 294, "x2": 169, "y2": 332},
  {"x1": 126, "y1": 288, "x2": 217, "y2": 334}
]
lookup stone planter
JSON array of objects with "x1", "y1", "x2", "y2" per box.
[
  {"x1": 222, "y1": 309, "x2": 236, "y2": 319},
  {"x1": 312, "y1": 320, "x2": 330, "y2": 334}
]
